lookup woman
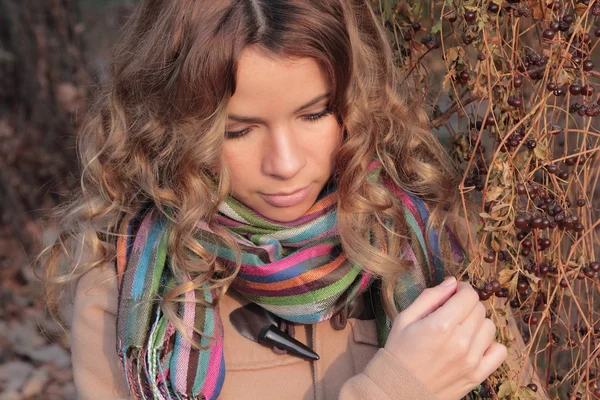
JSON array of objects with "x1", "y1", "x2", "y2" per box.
[{"x1": 40, "y1": 1, "x2": 518, "y2": 399}]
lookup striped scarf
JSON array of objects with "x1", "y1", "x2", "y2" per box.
[{"x1": 115, "y1": 162, "x2": 465, "y2": 400}]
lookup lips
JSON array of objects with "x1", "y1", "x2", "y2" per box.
[{"x1": 259, "y1": 184, "x2": 313, "y2": 208}]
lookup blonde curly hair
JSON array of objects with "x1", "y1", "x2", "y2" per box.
[{"x1": 38, "y1": 0, "x2": 473, "y2": 347}]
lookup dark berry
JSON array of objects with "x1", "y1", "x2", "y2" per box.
[
  {"x1": 488, "y1": 3, "x2": 500, "y2": 13},
  {"x1": 478, "y1": 289, "x2": 492, "y2": 300},
  {"x1": 527, "y1": 383, "x2": 538, "y2": 392},
  {"x1": 583, "y1": 60, "x2": 594, "y2": 72},
  {"x1": 547, "y1": 82, "x2": 556, "y2": 91},
  {"x1": 560, "y1": 278, "x2": 568, "y2": 288},
  {"x1": 549, "y1": 21, "x2": 560, "y2": 32},
  {"x1": 464, "y1": 11, "x2": 477, "y2": 23},
  {"x1": 558, "y1": 170, "x2": 569, "y2": 180},
  {"x1": 582, "y1": 84, "x2": 595, "y2": 96},
  {"x1": 569, "y1": 84, "x2": 582, "y2": 95},
  {"x1": 542, "y1": 29, "x2": 555, "y2": 40},
  {"x1": 515, "y1": 215, "x2": 529, "y2": 229},
  {"x1": 483, "y1": 252, "x2": 496, "y2": 263},
  {"x1": 508, "y1": 96, "x2": 523, "y2": 108},
  {"x1": 421, "y1": 34, "x2": 433, "y2": 45},
  {"x1": 554, "y1": 86, "x2": 566, "y2": 96},
  {"x1": 531, "y1": 217, "x2": 543, "y2": 229},
  {"x1": 562, "y1": 14, "x2": 574, "y2": 24},
  {"x1": 517, "y1": 280, "x2": 529, "y2": 292},
  {"x1": 411, "y1": 22, "x2": 421, "y2": 31},
  {"x1": 590, "y1": 262, "x2": 600, "y2": 272},
  {"x1": 576, "y1": 198, "x2": 586, "y2": 207},
  {"x1": 483, "y1": 282, "x2": 494, "y2": 294},
  {"x1": 526, "y1": 139, "x2": 536, "y2": 149},
  {"x1": 558, "y1": 21, "x2": 570, "y2": 32},
  {"x1": 490, "y1": 280, "x2": 500, "y2": 293},
  {"x1": 513, "y1": 76, "x2": 523, "y2": 88}
]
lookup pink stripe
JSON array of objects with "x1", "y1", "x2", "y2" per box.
[
  {"x1": 384, "y1": 183, "x2": 425, "y2": 231},
  {"x1": 174, "y1": 285, "x2": 196, "y2": 392},
  {"x1": 212, "y1": 215, "x2": 244, "y2": 228},
  {"x1": 201, "y1": 312, "x2": 224, "y2": 399},
  {"x1": 239, "y1": 244, "x2": 334, "y2": 276},
  {"x1": 358, "y1": 270, "x2": 373, "y2": 292},
  {"x1": 132, "y1": 211, "x2": 156, "y2": 254},
  {"x1": 368, "y1": 160, "x2": 381, "y2": 172}
]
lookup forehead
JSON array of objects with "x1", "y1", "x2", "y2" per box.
[{"x1": 227, "y1": 48, "x2": 330, "y2": 113}]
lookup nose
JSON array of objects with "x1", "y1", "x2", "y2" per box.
[{"x1": 261, "y1": 125, "x2": 306, "y2": 180}]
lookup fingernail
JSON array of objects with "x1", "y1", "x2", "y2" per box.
[{"x1": 441, "y1": 276, "x2": 456, "y2": 286}]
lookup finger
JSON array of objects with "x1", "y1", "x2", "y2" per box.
[
  {"x1": 473, "y1": 342, "x2": 508, "y2": 384},
  {"x1": 467, "y1": 318, "x2": 496, "y2": 363},
  {"x1": 424, "y1": 282, "x2": 480, "y2": 331},
  {"x1": 394, "y1": 277, "x2": 457, "y2": 329},
  {"x1": 455, "y1": 301, "x2": 486, "y2": 347}
]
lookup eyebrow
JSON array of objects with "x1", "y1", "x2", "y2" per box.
[{"x1": 227, "y1": 92, "x2": 331, "y2": 124}]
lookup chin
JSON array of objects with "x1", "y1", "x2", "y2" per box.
[{"x1": 260, "y1": 204, "x2": 312, "y2": 223}]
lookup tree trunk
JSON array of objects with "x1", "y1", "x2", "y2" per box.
[{"x1": 0, "y1": 0, "x2": 88, "y2": 248}]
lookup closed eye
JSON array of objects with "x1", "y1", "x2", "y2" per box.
[
  {"x1": 225, "y1": 106, "x2": 333, "y2": 140},
  {"x1": 302, "y1": 107, "x2": 332, "y2": 122}
]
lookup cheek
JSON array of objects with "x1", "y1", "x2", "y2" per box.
[
  {"x1": 316, "y1": 120, "x2": 343, "y2": 162},
  {"x1": 222, "y1": 145, "x2": 255, "y2": 193}
]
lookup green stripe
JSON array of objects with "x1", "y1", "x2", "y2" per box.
[{"x1": 402, "y1": 204, "x2": 430, "y2": 267}]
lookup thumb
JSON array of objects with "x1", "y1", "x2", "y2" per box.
[{"x1": 395, "y1": 276, "x2": 457, "y2": 329}]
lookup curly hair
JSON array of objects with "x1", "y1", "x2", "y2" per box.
[{"x1": 38, "y1": 0, "x2": 474, "y2": 347}]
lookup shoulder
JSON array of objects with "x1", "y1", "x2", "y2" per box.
[{"x1": 62, "y1": 260, "x2": 120, "y2": 329}]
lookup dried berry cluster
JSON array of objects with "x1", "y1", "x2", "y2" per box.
[{"x1": 373, "y1": 0, "x2": 600, "y2": 397}]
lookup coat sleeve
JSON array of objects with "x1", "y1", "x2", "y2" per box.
[
  {"x1": 69, "y1": 262, "x2": 133, "y2": 400},
  {"x1": 338, "y1": 347, "x2": 438, "y2": 400}
]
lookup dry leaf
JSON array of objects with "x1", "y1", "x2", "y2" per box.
[
  {"x1": 498, "y1": 268, "x2": 515, "y2": 285},
  {"x1": 498, "y1": 379, "x2": 517, "y2": 398},
  {"x1": 486, "y1": 186, "x2": 505, "y2": 202},
  {"x1": 533, "y1": 142, "x2": 549, "y2": 159}
]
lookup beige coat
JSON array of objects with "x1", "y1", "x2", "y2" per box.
[
  {"x1": 67, "y1": 262, "x2": 550, "y2": 399},
  {"x1": 67, "y1": 263, "x2": 439, "y2": 399}
]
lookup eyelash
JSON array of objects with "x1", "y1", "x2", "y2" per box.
[{"x1": 225, "y1": 107, "x2": 333, "y2": 140}]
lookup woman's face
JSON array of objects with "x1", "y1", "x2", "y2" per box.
[{"x1": 224, "y1": 48, "x2": 342, "y2": 222}]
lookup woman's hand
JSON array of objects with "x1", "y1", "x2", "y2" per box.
[{"x1": 383, "y1": 277, "x2": 507, "y2": 400}]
